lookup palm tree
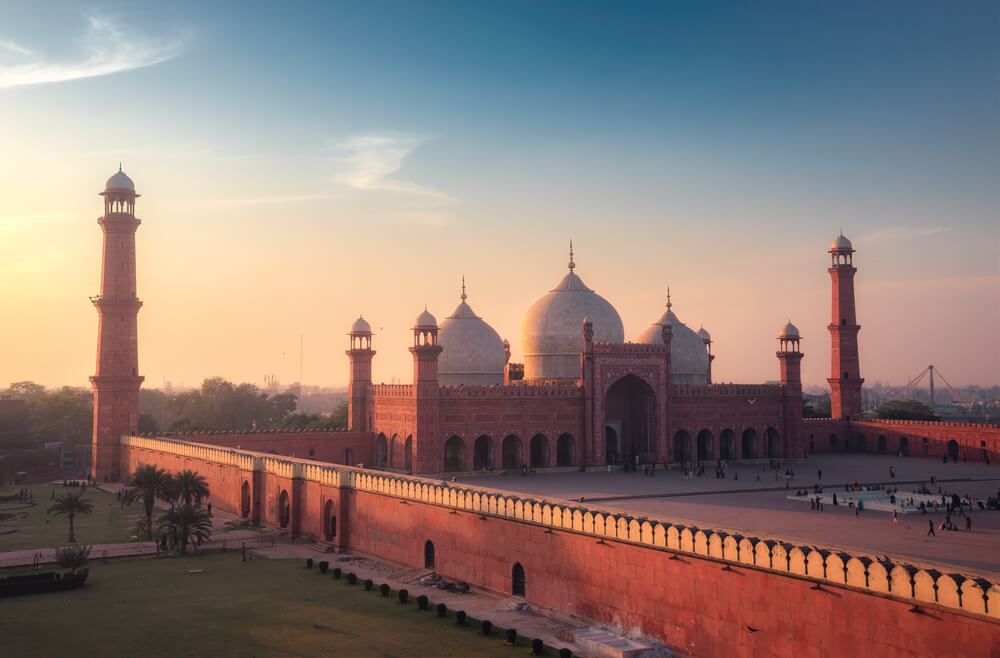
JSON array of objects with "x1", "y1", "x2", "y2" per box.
[
  {"x1": 166, "y1": 470, "x2": 210, "y2": 507},
  {"x1": 125, "y1": 465, "x2": 171, "y2": 540},
  {"x1": 47, "y1": 492, "x2": 94, "y2": 543},
  {"x1": 159, "y1": 503, "x2": 213, "y2": 554}
]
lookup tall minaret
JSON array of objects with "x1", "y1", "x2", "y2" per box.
[
  {"x1": 410, "y1": 308, "x2": 442, "y2": 473},
  {"x1": 827, "y1": 232, "x2": 863, "y2": 419},
  {"x1": 346, "y1": 316, "x2": 375, "y2": 431},
  {"x1": 778, "y1": 321, "x2": 804, "y2": 456},
  {"x1": 90, "y1": 167, "x2": 144, "y2": 481}
]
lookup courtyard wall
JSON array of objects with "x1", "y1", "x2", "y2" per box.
[{"x1": 805, "y1": 419, "x2": 1000, "y2": 462}]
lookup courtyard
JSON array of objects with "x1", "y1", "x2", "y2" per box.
[{"x1": 460, "y1": 454, "x2": 1000, "y2": 578}]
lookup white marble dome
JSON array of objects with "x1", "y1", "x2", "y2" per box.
[
  {"x1": 637, "y1": 298, "x2": 709, "y2": 385},
  {"x1": 780, "y1": 321, "x2": 799, "y2": 338},
  {"x1": 521, "y1": 263, "x2": 624, "y2": 381},
  {"x1": 831, "y1": 233, "x2": 852, "y2": 251},
  {"x1": 414, "y1": 308, "x2": 437, "y2": 328},
  {"x1": 697, "y1": 326, "x2": 711, "y2": 342},
  {"x1": 438, "y1": 290, "x2": 506, "y2": 386},
  {"x1": 351, "y1": 316, "x2": 372, "y2": 334},
  {"x1": 106, "y1": 169, "x2": 135, "y2": 192}
]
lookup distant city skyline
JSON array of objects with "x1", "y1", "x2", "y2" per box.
[{"x1": 0, "y1": 1, "x2": 997, "y2": 389}]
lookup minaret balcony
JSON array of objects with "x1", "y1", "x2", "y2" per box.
[{"x1": 90, "y1": 294, "x2": 143, "y2": 310}]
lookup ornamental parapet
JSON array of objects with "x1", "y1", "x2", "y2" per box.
[
  {"x1": 439, "y1": 383, "x2": 583, "y2": 398},
  {"x1": 592, "y1": 342, "x2": 668, "y2": 354},
  {"x1": 673, "y1": 384, "x2": 783, "y2": 397},
  {"x1": 120, "y1": 433, "x2": 1000, "y2": 619},
  {"x1": 371, "y1": 384, "x2": 414, "y2": 398}
]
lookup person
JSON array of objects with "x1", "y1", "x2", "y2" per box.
[
  {"x1": 833, "y1": 493, "x2": 838, "y2": 505},
  {"x1": 858, "y1": 499, "x2": 864, "y2": 513},
  {"x1": 889, "y1": 466, "x2": 895, "y2": 479},
  {"x1": 892, "y1": 510, "x2": 898, "y2": 523},
  {"x1": 817, "y1": 469, "x2": 823, "y2": 481},
  {"x1": 966, "y1": 516, "x2": 972, "y2": 532},
  {"x1": 927, "y1": 520, "x2": 935, "y2": 536},
  {"x1": 755, "y1": 473, "x2": 761, "y2": 485},
  {"x1": 207, "y1": 502, "x2": 212, "y2": 516}
]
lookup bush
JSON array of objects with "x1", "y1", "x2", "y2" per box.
[
  {"x1": 398, "y1": 589, "x2": 409, "y2": 604},
  {"x1": 436, "y1": 602, "x2": 447, "y2": 617},
  {"x1": 364, "y1": 579, "x2": 373, "y2": 591},
  {"x1": 306, "y1": 558, "x2": 313, "y2": 569},
  {"x1": 530, "y1": 638, "x2": 545, "y2": 655},
  {"x1": 455, "y1": 610, "x2": 466, "y2": 625},
  {"x1": 332, "y1": 568, "x2": 342, "y2": 579},
  {"x1": 417, "y1": 594, "x2": 429, "y2": 610},
  {"x1": 481, "y1": 620, "x2": 492, "y2": 636},
  {"x1": 55, "y1": 545, "x2": 91, "y2": 573},
  {"x1": 558, "y1": 649, "x2": 572, "y2": 658},
  {"x1": 505, "y1": 628, "x2": 517, "y2": 645},
  {"x1": 318, "y1": 561, "x2": 329, "y2": 574},
  {"x1": 380, "y1": 583, "x2": 390, "y2": 596},
  {"x1": 346, "y1": 572, "x2": 357, "y2": 584}
]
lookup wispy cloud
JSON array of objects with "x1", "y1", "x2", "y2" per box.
[
  {"x1": 329, "y1": 132, "x2": 455, "y2": 204},
  {"x1": 857, "y1": 225, "x2": 952, "y2": 246},
  {"x1": 0, "y1": 15, "x2": 188, "y2": 89}
]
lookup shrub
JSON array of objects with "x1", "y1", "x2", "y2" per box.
[
  {"x1": 380, "y1": 583, "x2": 390, "y2": 596},
  {"x1": 436, "y1": 602, "x2": 447, "y2": 617},
  {"x1": 530, "y1": 638, "x2": 545, "y2": 655},
  {"x1": 481, "y1": 620, "x2": 492, "y2": 636},
  {"x1": 318, "y1": 561, "x2": 329, "y2": 574},
  {"x1": 364, "y1": 579, "x2": 373, "y2": 591},
  {"x1": 417, "y1": 594, "x2": 429, "y2": 610},
  {"x1": 455, "y1": 610, "x2": 466, "y2": 625},
  {"x1": 346, "y1": 572, "x2": 358, "y2": 584},
  {"x1": 558, "y1": 649, "x2": 572, "y2": 658},
  {"x1": 398, "y1": 589, "x2": 409, "y2": 604},
  {"x1": 55, "y1": 544, "x2": 91, "y2": 573},
  {"x1": 332, "y1": 568, "x2": 342, "y2": 579},
  {"x1": 306, "y1": 558, "x2": 313, "y2": 569},
  {"x1": 505, "y1": 628, "x2": 517, "y2": 645}
]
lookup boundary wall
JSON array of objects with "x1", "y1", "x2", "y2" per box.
[
  {"x1": 805, "y1": 419, "x2": 1000, "y2": 462},
  {"x1": 136, "y1": 429, "x2": 374, "y2": 466},
  {"x1": 121, "y1": 434, "x2": 1000, "y2": 657}
]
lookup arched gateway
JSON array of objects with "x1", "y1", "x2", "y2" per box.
[{"x1": 604, "y1": 374, "x2": 657, "y2": 464}]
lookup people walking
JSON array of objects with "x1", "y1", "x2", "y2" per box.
[
  {"x1": 892, "y1": 510, "x2": 898, "y2": 523},
  {"x1": 927, "y1": 520, "x2": 935, "y2": 536}
]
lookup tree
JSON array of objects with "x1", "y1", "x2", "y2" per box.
[
  {"x1": 125, "y1": 465, "x2": 171, "y2": 540},
  {"x1": 47, "y1": 492, "x2": 94, "y2": 543},
  {"x1": 166, "y1": 469, "x2": 210, "y2": 507},
  {"x1": 329, "y1": 401, "x2": 348, "y2": 429},
  {"x1": 876, "y1": 400, "x2": 939, "y2": 421},
  {"x1": 55, "y1": 544, "x2": 91, "y2": 573},
  {"x1": 802, "y1": 398, "x2": 831, "y2": 418},
  {"x1": 159, "y1": 503, "x2": 213, "y2": 554}
]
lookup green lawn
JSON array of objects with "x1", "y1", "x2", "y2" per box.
[
  {"x1": 0, "y1": 485, "x2": 151, "y2": 551},
  {"x1": 0, "y1": 553, "x2": 556, "y2": 657}
]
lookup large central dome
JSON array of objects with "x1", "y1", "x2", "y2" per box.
[
  {"x1": 438, "y1": 282, "x2": 506, "y2": 386},
  {"x1": 521, "y1": 249, "x2": 624, "y2": 381}
]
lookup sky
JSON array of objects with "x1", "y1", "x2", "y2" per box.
[{"x1": 0, "y1": 1, "x2": 997, "y2": 392}]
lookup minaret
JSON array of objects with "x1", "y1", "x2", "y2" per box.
[
  {"x1": 346, "y1": 316, "x2": 375, "y2": 431},
  {"x1": 698, "y1": 325, "x2": 714, "y2": 384},
  {"x1": 410, "y1": 309, "x2": 442, "y2": 473},
  {"x1": 90, "y1": 167, "x2": 144, "y2": 481},
  {"x1": 777, "y1": 321, "x2": 804, "y2": 456},
  {"x1": 827, "y1": 232, "x2": 864, "y2": 419}
]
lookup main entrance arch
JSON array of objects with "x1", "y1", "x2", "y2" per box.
[{"x1": 604, "y1": 374, "x2": 657, "y2": 464}]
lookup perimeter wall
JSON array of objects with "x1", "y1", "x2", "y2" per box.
[
  {"x1": 121, "y1": 435, "x2": 1000, "y2": 658},
  {"x1": 805, "y1": 419, "x2": 1000, "y2": 462}
]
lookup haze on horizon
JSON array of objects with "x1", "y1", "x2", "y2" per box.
[{"x1": 0, "y1": 1, "x2": 997, "y2": 392}]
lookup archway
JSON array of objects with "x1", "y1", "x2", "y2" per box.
[
  {"x1": 900, "y1": 436, "x2": 909, "y2": 456},
  {"x1": 530, "y1": 434, "x2": 548, "y2": 468},
  {"x1": 502, "y1": 435, "x2": 522, "y2": 469},
  {"x1": 766, "y1": 428, "x2": 780, "y2": 458},
  {"x1": 424, "y1": 540, "x2": 435, "y2": 569},
  {"x1": 829, "y1": 434, "x2": 838, "y2": 452},
  {"x1": 376, "y1": 433, "x2": 388, "y2": 468},
  {"x1": 604, "y1": 375, "x2": 657, "y2": 464},
  {"x1": 557, "y1": 433, "x2": 575, "y2": 466},
  {"x1": 444, "y1": 436, "x2": 465, "y2": 471},
  {"x1": 697, "y1": 429, "x2": 714, "y2": 461},
  {"x1": 240, "y1": 480, "x2": 251, "y2": 518},
  {"x1": 323, "y1": 499, "x2": 336, "y2": 541},
  {"x1": 742, "y1": 428, "x2": 758, "y2": 459},
  {"x1": 605, "y1": 426, "x2": 619, "y2": 464},
  {"x1": 474, "y1": 435, "x2": 493, "y2": 470},
  {"x1": 673, "y1": 430, "x2": 692, "y2": 463},
  {"x1": 947, "y1": 440, "x2": 959, "y2": 460},
  {"x1": 719, "y1": 429, "x2": 736, "y2": 460},
  {"x1": 512, "y1": 562, "x2": 525, "y2": 597},
  {"x1": 878, "y1": 435, "x2": 887, "y2": 454},
  {"x1": 856, "y1": 434, "x2": 866, "y2": 453},
  {"x1": 404, "y1": 435, "x2": 412, "y2": 471},
  {"x1": 278, "y1": 490, "x2": 290, "y2": 529}
]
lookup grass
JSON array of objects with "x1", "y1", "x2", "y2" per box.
[
  {"x1": 0, "y1": 553, "x2": 557, "y2": 657},
  {"x1": 0, "y1": 484, "x2": 153, "y2": 551}
]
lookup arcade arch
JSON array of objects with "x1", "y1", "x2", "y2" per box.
[
  {"x1": 474, "y1": 435, "x2": 493, "y2": 470},
  {"x1": 766, "y1": 427, "x2": 780, "y2": 458},
  {"x1": 278, "y1": 489, "x2": 290, "y2": 529},
  {"x1": 530, "y1": 434, "x2": 548, "y2": 468},
  {"x1": 557, "y1": 433, "x2": 575, "y2": 466},
  {"x1": 444, "y1": 435, "x2": 465, "y2": 471},
  {"x1": 502, "y1": 435, "x2": 522, "y2": 469},
  {"x1": 719, "y1": 429, "x2": 736, "y2": 460},
  {"x1": 376, "y1": 433, "x2": 388, "y2": 468},
  {"x1": 697, "y1": 429, "x2": 714, "y2": 461},
  {"x1": 404, "y1": 435, "x2": 413, "y2": 471},
  {"x1": 323, "y1": 499, "x2": 336, "y2": 541},
  {"x1": 673, "y1": 430, "x2": 692, "y2": 463},
  {"x1": 240, "y1": 480, "x2": 251, "y2": 518},
  {"x1": 742, "y1": 428, "x2": 758, "y2": 459}
]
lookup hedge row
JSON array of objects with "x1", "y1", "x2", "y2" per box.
[{"x1": 0, "y1": 569, "x2": 89, "y2": 597}]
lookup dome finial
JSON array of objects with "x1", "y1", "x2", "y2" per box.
[
  {"x1": 119, "y1": 162, "x2": 122, "y2": 173},
  {"x1": 461, "y1": 275, "x2": 467, "y2": 302},
  {"x1": 666, "y1": 285, "x2": 672, "y2": 311},
  {"x1": 568, "y1": 240, "x2": 575, "y2": 271}
]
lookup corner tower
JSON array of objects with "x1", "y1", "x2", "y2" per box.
[
  {"x1": 827, "y1": 233, "x2": 863, "y2": 419},
  {"x1": 90, "y1": 167, "x2": 144, "y2": 481},
  {"x1": 346, "y1": 316, "x2": 375, "y2": 431}
]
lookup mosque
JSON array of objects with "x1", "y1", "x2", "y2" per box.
[{"x1": 91, "y1": 168, "x2": 873, "y2": 479}]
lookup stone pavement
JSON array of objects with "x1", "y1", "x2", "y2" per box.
[{"x1": 460, "y1": 454, "x2": 1000, "y2": 579}]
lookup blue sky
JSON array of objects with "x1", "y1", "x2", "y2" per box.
[{"x1": 0, "y1": 1, "x2": 997, "y2": 388}]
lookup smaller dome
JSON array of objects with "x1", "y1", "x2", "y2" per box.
[
  {"x1": 106, "y1": 168, "x2": 135, "y2": 192},
  {"x1": 697, "y1": 326, "x2": 711, "y2": 341},
  {"x1": 831, "y1": 233, "x2": 852, "y2": 251},
  {"x1": 414, "y1": 308, "x2": 437, "y2": 328},
  {"x1": 351, "y1": 316, "x2": 372, "y2": 334},
  {"x1": 780, "y1": 321, "x2": 799, "y2": 338}
]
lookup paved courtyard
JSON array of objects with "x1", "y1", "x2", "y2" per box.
[{"x1": 459, "y1": 454, "x2": 1000, "y2": 579}]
